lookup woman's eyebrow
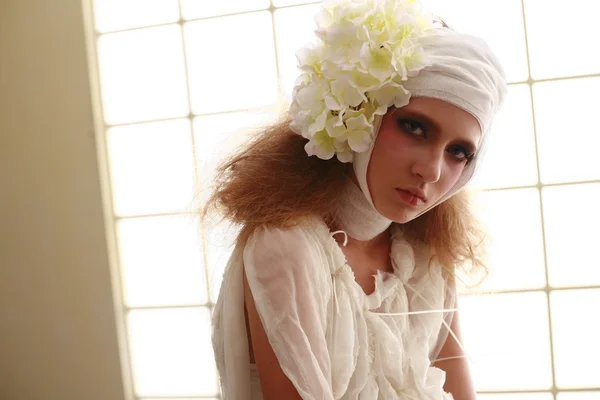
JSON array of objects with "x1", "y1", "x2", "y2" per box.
[
  {"x1": 397, "y1": 109, "x2": 442, "y2": 132},
  {"x1": 397, "y1": 109, "x2": 478, "y2": 151}
]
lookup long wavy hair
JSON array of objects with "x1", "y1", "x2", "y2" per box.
[{"x1": 204, "y1": 116, "x2": 489, "y2": 282}]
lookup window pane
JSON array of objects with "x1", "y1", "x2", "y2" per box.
[
  {"x1": 205, "y1": 220, "x2": 239, "y2": 302},
  {"x1": 107, "y1": 119, "x2": 196, "y2": 216},
  {"x1": 474, "y1": 84, "x2": 538, "y2": 189},
  {"x1": 533, "y1": 77, "x2": 600, "y2": 184},
  {"x1": 478, "y1": 394, "x2": 553, "y2": 400},
  {"x1": 543, "y1": 183, "x2": 600, "y2": 288},
  {"x1": 181, "y1": 0, "x2": 270, "y2": 19},
  {"x1": 423, "y1": 0, "x2": 529, "y2": 83},
  {"x1": 558, "y1": 393, "x2": 600, "y2": 400},
  {"x1": 476, "y1": 188, "x2": 546, "y2": 291},
  {"x1": 193, "y1": 107, "x2": 280, "y2": 203},
  {"x1": 524, "y1": 0, "x2": 600, "y2": 79},
  {"x1": 274, "y1": 3, "x2": 322, "y2": 100},
  {"x1": 184, "y1": 12, "x2": 278, "y2": 114},
  {"x1": 94, "y1": 0, "x2": 180, "y2": 33},
  {"x1": 551, "y1": 289, "x2": 600, "y2": 389},
  {"x1": 460, "y1": 292, "x2": 552, "y2": 391},
  {"x1": 97, "y1": 25, "x2": 189, "y2": 125},
  {"x1": 273, "y1": 0, "x2": 319, "y2": 6},
  {"x1": 117, "y1": 215, "x2": 206, "y2": 307},
  {"x1": 127, "y1": 308, "x2": 218, "y2": 396}
]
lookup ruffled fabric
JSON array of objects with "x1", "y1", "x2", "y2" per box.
[
  {"x1": 324, "y1": 223, "x2": 455, "y2": 399},
  {"x1": 212, "y1": 218, "x2": 456, "y2": 399}
]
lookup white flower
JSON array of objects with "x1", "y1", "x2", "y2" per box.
[
  {"x1": 305, "y1": 130, "x2": 336, "y2": 160},
  {"x1": 330, "y1": 73, "x2": 367, "y2": 108},
  {"x1": 371, "y1": 81, "x2": 411, "y2": 109},
  {"x1": 359, "y1": 41, "x2": 394, "y2": 82},
  {"x1": 325, "y1": 112, "x2": 346, "y2": 138},
  {"x1": 296, "y1": 44, "x2": 324, "y2": 75},
  {"x1": 321, "y1": 59, "x2": 343, "y2": 80},
  {"x1": 292, "y1": 78, "x2": 330, "y2": 137},
  {"x1": 344, "y1": 113, "x2": 373, "y2": 152},
  {"x1": 334, "y1": 140, "x2": 354, "y2": 162},
  {"x1": 289, "y1": 0, "x2": 435, "y2": 163}
]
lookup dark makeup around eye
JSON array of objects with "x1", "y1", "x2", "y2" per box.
[{"x1": 391, "y1": 108, "x2": 478, "y2": 156}]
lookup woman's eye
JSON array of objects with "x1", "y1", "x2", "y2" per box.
[
  {"x1": 397, "y1": 119, "x2": 426, "y2": 138},
  {"x1": 448, "y1": 145, "x2": 473, "y2": 163}
]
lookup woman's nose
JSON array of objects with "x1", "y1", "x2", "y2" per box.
[{"x1": 411, "y1": 149, "x2": 443, "y2": 183}]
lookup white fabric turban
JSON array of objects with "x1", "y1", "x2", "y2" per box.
[{"x1": 353, "y1": 27, "x2": 508, "y2": 219}]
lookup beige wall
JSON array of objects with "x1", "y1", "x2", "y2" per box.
[{"x1": 0, "y1": 1, "x2": 128, "y2": 399}]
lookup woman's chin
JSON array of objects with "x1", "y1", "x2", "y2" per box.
[
  {"x1": 391, "y1": 214, "x2": 418, "y2": 224},
  {"x1": 378, "y1": 206, "x2": 419, "y2": 225}
]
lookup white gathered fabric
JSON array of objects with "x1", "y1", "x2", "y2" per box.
[
  {"x1": 334, "y1": 180, "x2": 392, "y2": 241},
  {"x1": 212, "y1": 217, "x2": 457, "y2": 399}
]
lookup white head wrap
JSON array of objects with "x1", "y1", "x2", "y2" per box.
[{"x1": 353, "y1": 27, "x2": 507, "y2": 219}]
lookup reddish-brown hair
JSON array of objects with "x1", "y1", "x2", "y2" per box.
[{"x1": 204, "y1": 117, "x2": 488, "y2": 282}]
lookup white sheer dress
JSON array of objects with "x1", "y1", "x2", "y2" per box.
[{"x1": 212, "y1": 183, "x2": 457, "y2": 399}]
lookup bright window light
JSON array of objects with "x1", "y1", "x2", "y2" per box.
[{"x1": 90, "y1": 1, "x2": 600, "y2": 398}]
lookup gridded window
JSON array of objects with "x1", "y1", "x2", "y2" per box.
[{"x1": 88, "y1": 0, "x2": 600, "y2": 398}]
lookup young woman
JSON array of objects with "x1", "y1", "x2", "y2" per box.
[{"x1": 208, "y1": 1, "x2": 507, "y2": 398}]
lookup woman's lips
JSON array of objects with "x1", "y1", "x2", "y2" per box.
[{"x1": 396, "y1": 189, "x2": 425, "y2": 206}]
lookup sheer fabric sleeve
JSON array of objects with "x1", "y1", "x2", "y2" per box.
[
  {"x1": 243, "y1": 224, "x2": 334, "y2": 400},
  {"x1": 430, "y1": 275, "x2": 458, "y2": 362}
]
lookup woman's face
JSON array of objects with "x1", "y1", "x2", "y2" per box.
[{"x1": 367, "y1": 97, "x2": 482, "y2": 223}]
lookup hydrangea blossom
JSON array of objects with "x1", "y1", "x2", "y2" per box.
[{"x1": 289, "y1": 0, "x2": 438, "y2": 162}]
